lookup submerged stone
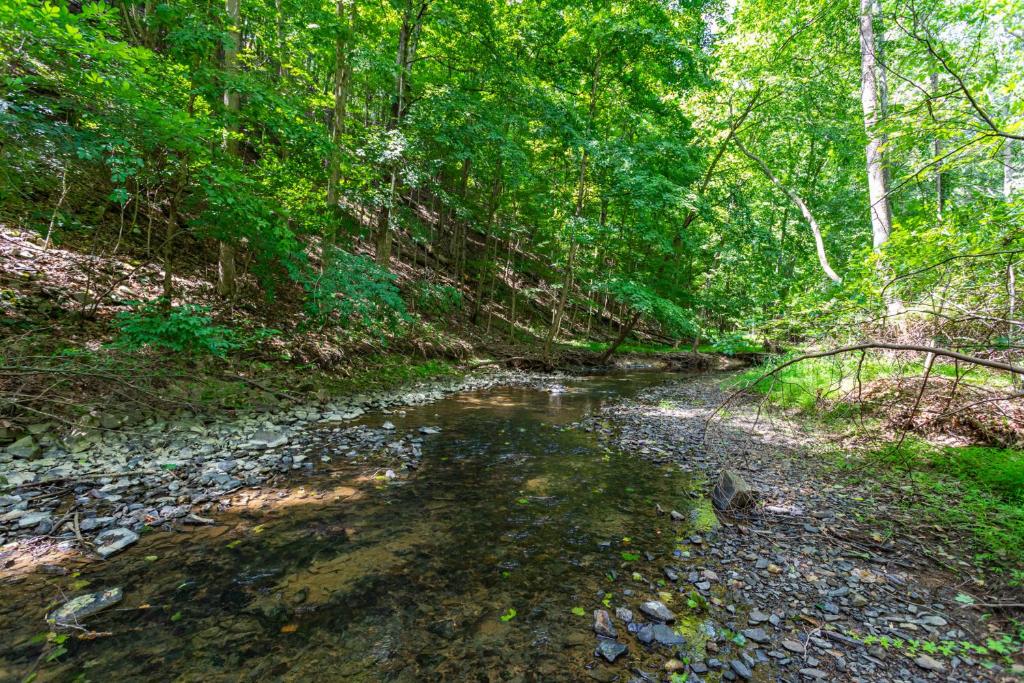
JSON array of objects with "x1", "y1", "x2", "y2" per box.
[
  {"x1": 595, "y1": 639, "x2": 627, "y2": 663},
  {"x1": 593, "y1": 609, "x2": 616, "y2": 638},
  {"x1": 95, "y1": 527, "x2": 139, "y2": 558},
  {"x1": 47, "y1": 588, "x2": 123, "y2": 627}
]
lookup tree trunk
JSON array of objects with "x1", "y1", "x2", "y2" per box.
[
  {"x1": 1005, "y1": 139, "x2": 1015, "y2": 201},
  {"x1": 324, "y1": 0, "x2": 354, "y2": 268},
  {"x1": 931, "y1": 72, "x2": 944, "y2": 220},
  {"x1": 217, "y1": 0, "x2": 240, "y2": 297},
  {"x1": 599, "y1": 311, "x2": 640, "y2": 364},
  {"x1": 859, "y1": 0, "x2": 893, "y2": 250},
  {"x1": 376, "y1": 0, "x2": 428, "y2": 267},
  {"x1": 733, "y1": 136, "x2": 841, "y2": 283},
  {"x1": 544, "y1": 56, "x2": 600, "y2": 358}
]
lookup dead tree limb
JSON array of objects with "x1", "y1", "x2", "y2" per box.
[{"x1": 732, "y1": 135, "x2": 842, "y2": 283}]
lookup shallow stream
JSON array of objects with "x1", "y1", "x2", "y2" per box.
[{"x1": 0, "y1": 372, "x2": 714, "y2": 681}]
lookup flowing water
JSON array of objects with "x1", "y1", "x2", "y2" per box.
[{"x1": 0, "y1": 372, "x2": 713, "y2": 682}]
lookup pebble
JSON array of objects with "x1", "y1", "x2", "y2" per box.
[
  {"x1": 593, "y1": 610, "x2": 616, "y2": 638},
  {"x1": 638, "y1": 600, "x2": 675, "y2": 623},
  {"x1": 595, "y1": 639, "x2": 627, "y2": 663}
]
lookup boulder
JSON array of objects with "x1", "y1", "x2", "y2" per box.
[{"x1": 711, "y1": 469, "x2": 757, "y2": 510}]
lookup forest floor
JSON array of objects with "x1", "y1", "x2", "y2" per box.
[{"x1": 579, "y1": 374, "x2": 1024, "y2": 682}]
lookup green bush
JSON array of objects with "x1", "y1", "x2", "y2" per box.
[
  {"x1": 114, "y1": 300, "x2": 237, "y2": 356},
  {"x1": 710, "y1": 333, "x2": 762, "y2": 357},
  {"x1": 412, "y1": 281, "x2": 463, "y2": 315},
  {"x1": 305, "y1": 249, "x2": 408, "y2": 332}
]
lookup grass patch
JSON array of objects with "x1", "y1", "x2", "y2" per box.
[
  {"x1": 733, "y1": 354, "x2": 1011, "y2": 413},
  {"x1": 838, "y1": 439, "x2": 1024, "y2": 582}
]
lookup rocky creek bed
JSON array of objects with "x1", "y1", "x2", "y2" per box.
[
  {"x1": 576, "y1": 375, "x2": 1023, "y2": 682},
  {"x1": 0, "y1": 371, "x2": 562, "y2": 555},
  {"x1": 0, "y1": 370, "x2": 1020, "y2": 682}
]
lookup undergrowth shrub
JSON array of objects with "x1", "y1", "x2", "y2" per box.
[
  {"x1": 114, "y1": 300, "x2": 237, "y2": 356},
  {"x1": 304, "y1": 249, "x2": 408, "y2": 333},
  {"x1": 412, "y1": 281, "x2": 463, "y2": 315}
]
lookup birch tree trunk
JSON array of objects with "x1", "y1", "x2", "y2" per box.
[
  {"x1": 217, "y1": 0, "x2": 240, "y2": 297},
  {"x1": 859, "y1": 0, "x2": 893, "y2": 251},
  {"x1": 733, "y1": 136, "x2": 841, "y2": 283},
  {"x1": 860, "y1": 0, "x2": 906, "y2": 331}
]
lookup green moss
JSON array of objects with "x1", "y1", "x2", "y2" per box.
[{"x1": 690, "y1": 497, "x2": 720, "y2": 533}]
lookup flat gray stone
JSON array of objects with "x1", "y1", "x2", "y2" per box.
[
  {"x1": 17, "y1": 511, "x2": 51, "y2": 529},
  {"x1": 94, "y1": 527, "x2": 139, "y2": 558},
  {"x1": 742, "y1": 627, "x2": 770, "y2": 644},
  {"x1": 915, "y1": 654, "x2": 946, "y2": 672},
  {"x1": 249, "y1": 431, "x2": 287, "y2": 449},
  {"x1": 639, "y1": 600, "x2": 675, "y2": 623}
]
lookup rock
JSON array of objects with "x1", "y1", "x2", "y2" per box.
[
  {"x1": 638, "y1": 600, "x2": 675, "y2": 623},
  {"x1": 650, "y1": 624, "x2": 685, "y2": 646},
  {"x1": 593, "y1": 609, "x2": 616, "y2": 638},
  {"x1": 94, "y1": 527, "x2": 139, "y2": 558},
  {"x1": 47, "y1": 588, "x2": 123, "y2": 627},
  {"x1": 664, "y1": 659, "x2": 686, "y2": 672},
  {"x1": 914, "y1": 654, "x2": 946, "y2": 672},
  {"x1": 100, "y1": 414, "x2": 122, "y2": 430},
  {"x1": 799, "y1": 668, "x2": 828, "y2": 679},
  {"x1": 730, "y1": 659, "x2": 753, "y2": 679},
  {"x1": 78, "y1": 516, "x2": 115, "y2": 531},
  {"x1": 748, "y1": 609, "x2": 769, "y2": 624},
  {"x1": 669, "y1": 510, "x2": 685, "y2": 521},
  {"x1": 249, "y1": 431, "x2": 288, "y2": 449},
  {"x1": 17, "y1": 511, "x2": 52, "y2": 529},
  {"x1": 382, "y1": 421, "x2": 396, "y2": 431},
  {"x1": 6, "y1": 436, "x2": 41, "y2": 460},
  {"x1": 711, "y1": 469, "x2": 757, "y2": 510},
  {"x1": 782, "y1": 639, "x2": 805, "y2": 653},
  {"x1": 419, "y1": 426, "x2": 441, "y2": 434},
  {"x1": 742, "y1": 627, "x2": 770, "y2": 644},
  {"x1": 919, "y1": 615, "x2": 947, "y2": 627},
  {"x1": 615, "y1": 607, "x2": 633, "y2": 623},
  {"x1": 184, "y1": 513, "x2": 215, "y2": 525},
  {"x1": 595, "y1": 639, "x2": 627, "y2": 663}
]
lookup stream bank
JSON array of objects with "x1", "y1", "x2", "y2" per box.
[{"x1": 579, "y1": 375, "x2": 1023, "y2": 682}]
